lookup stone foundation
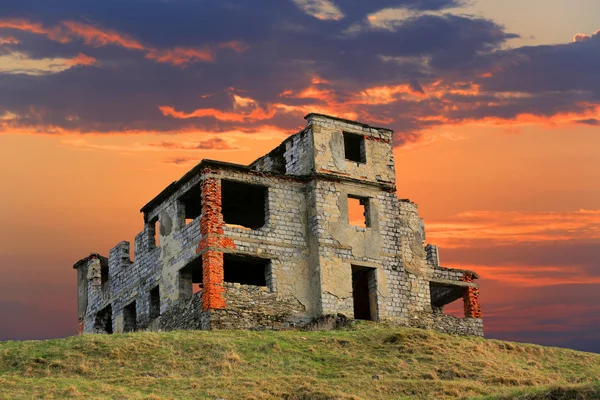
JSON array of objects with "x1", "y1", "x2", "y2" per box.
[{"x1": 408, "y1": 310, "x2": 484, "y2": 337}]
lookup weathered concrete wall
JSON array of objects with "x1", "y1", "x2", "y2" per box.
[{"x1": 307, "y1": 114, "x2": 396, "y2": 186}]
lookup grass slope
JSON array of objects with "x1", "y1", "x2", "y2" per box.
[{"x1": 0, "y1": 323, "x2": 598, "y2": 399}]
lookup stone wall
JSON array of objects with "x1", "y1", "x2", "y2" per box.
[
  {"x1": 210, "y1": 283, "x2": 307, "y2": 330},
  {"x1": 408, "y1": 310, "x2": 484, "y2": 336},
  {"x1": 160, "y1": 283, "x2": 307, "y2": 331}
]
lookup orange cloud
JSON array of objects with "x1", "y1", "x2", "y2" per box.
[
  {"x1": 573, "y1": 29, "x2": 600, "y2": 43},
  {"x1": 427, "y1": 209, "x2": 600, "y2": 248},
  {"x1": 145, "y1": 47, "x2": 214, "y2": 65},
  {"x1": 0, "y1": 18, "x2": 221, "y2": 66},
  {"x1": 0, "y1": 18, "x2": 69, "y2": 43},
  {"x1": 354, "y1": 83, "x2": 424, "y2": 105},
  {"x1": 67, "y1": 52, "x2": 97, "y2": 66},
  {"x1": 218, "y1": 40, "x2": 249, "y2": 53},
  {"x1": 0, "y1": 35, "x2": 20, "y2": 45},
  {"x1": 61, "y1": 21, "x2": 144, "y2": 50},
  {"x1": 158, "y1": 104, "x2": 277, "y2": 123},
  {"x1": 444, "y1": 263, "x2": 600, "y2": 287}
]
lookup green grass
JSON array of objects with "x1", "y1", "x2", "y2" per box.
[{"x1": 0, "y1": 322, "x2": 598, "y2": 399}]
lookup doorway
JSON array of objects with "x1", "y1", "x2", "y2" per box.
[{"x1": 351, "y1": 265, "x2": 377, "y2": 321}]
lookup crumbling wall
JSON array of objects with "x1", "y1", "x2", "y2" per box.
[
  {"x1": 210, "y1": 283, "x2": 307, "y2": 329},
  {"x1": 218, "y1": 168, "x2": 314, "y2": 317},
  {"x1": 397, "y1": 200, "x2": 435, "y2": 323},
  {"x1": 160, "y1": 291, "x2": 208, "y2": 331},
  {"x1": 408, "y1": 310, "x2": 484, "y2": 336},
  {"x1": 251, "y1": 128, "x2": 314, "y2": 175}
]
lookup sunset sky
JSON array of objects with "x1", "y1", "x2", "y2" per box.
[{"x1": 0, "y1": 0, "x2": 599, "y2": 352}]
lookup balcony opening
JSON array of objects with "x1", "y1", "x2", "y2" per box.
[
  {"x1": 351, "y1": 265, "x2": 377, "y2": 321},
  {"x1": 224, "y1": 254, "x2": 271, "y2": 288},
  {"x1": 430, "y1": 282, "x2": 467, "y2": 318},
  {"x1": 221, "y1": 180, "x2": 267, "y2": 230},
  {"x1": 94, "y1": 305, "x2": 113, "y2": 334},
  {"x1": 348, "y1": 195, "x2": 370, "y2": 228},
  {"x1": 343, "y1": 131, "x2": 366, "y2": 163},
  {"x1": 149, "y1": 286, "x2": 160, "y2": 320},
  {"x1": 123, "y1": 301, "x2": 137, "y2": 333},
  {"x1": 180, "y1": 184, "x2": 202, "y2": 225},
  {"x1": 179, "y1": 256, "x2": 203, "y2": 301}
]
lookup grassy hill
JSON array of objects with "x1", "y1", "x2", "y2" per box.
[{"x1": 0, "y1": 323, "x2": 598, "y2": 399}]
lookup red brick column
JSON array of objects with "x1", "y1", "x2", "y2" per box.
[
  {"x1": 196, "y1": 174, "x2": 235, "y2": 311},
  {"x1": 461, "y1": 272, "x2": 482, "y2": 318}
]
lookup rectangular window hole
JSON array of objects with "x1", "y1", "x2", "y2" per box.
[
  {"x1": 94, "y1": 305, "x2": 113, "y2": 334},
  {"x1": 348, "y1": 195, "x2": 370, "y2": 228},
  {"x1": 100, "y1": 259, "x2": 109, "y2": 287},
  {"x1": 179, "y1": 257, "x2": 203, "y2": 301},
  {"x1": 343, "y1": 131, "x2": 366, "y2": 163},
  {"x1": 351, "y1": 265, "x2": 377, "y2": 321},
  {"x1": 149, "y1": 286, "x2": 160, "y2": 320},
  {"x1": 148, "y1": 217, "x2": 159, "y2": 248},
  {"x1": 222, "y1": 180, "x2": 267, "y2": 230},
  {"x1": 180, "y1": 184, "x2": 202, "y2": 225},
  {"x1": 123, "y1": 301, "x2": 137, "y2": 333},
  {"x1": 224, "y1": 254, "x2": 271, "y2": 288}
]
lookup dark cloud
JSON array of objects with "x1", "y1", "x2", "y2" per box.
[
  {"x1": 576, "y1": 118, "x2": 600, "y2": 125},
  {"x1": 0, "y1": 0, "x2": 597, "y2": 143}
]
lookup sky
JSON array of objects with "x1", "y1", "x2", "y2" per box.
[{"x1": 0, "y1": 0, "x2": 599, "y2": 352}]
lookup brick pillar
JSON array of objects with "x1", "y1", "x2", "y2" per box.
[
  {"x1": 197, "y1": 174, "x2": 235, "y2": 311},
  {"x1": 77, "y1": 318, "x2": 85, "y2": 335},
  {"x1": 461, "y1": 272, "x2": 482, "y2": 318}
]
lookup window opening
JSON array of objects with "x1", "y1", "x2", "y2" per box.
[
  {"x1": 149, "y1": 286, "x2": 160, "y2": 320},
  {"x1": 123, "y1": 301, "x2": 137, "y2": 333},
  {"x1": 180, "y1": 184, "x2": 202, "y2": 225},
  {"x1": 148, "y1": 217, "x2": 159, "y2": 248},
  {"x1": 224, "y1": 254, "x2": 271, "y2": 288},
  {"x1": 100, "y1": 259, "x2": 109, "y2": 286},
  {"x1": 343, "y1": 131, "x2": 366, "y2": 163},
  {"x1": 348, "y1": 195, "x2": 370, "y2": 228},
  {"x1": 221, "y1": 180, "x2": 267, "y2": 229},
  {"x1": 179, "y1": 257, "x2": 203, "y2": 300},
  {"x1": 94, "y1": 305, "x2": 113, "y2": 334}
]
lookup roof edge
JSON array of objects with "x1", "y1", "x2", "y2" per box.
[{"x1": 304, "y1": 113, "x2": 394, "y2": 133}]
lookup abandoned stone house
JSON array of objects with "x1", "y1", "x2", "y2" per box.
[{"x1": 73, "y1": 113, "x2": 483, "y2": 336}]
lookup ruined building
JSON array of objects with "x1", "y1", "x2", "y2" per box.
[{"x1": 73, "y1": 113, "x2": 483, "y2": 336}]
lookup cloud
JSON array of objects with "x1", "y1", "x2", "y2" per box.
[
  {"x1": 0, "y1": 18, "x2": 238, "y2": 67},
  {"x1": 163, "y1": 157, "x2": 200, "y2": 166},
  {"x1": 0, "y1": 51, "x2": 95, "y2": 75},
  {"x1": 149, "y1": 138, "x2": 240, "y2": 150},
  {"x1": 292, "y1": 0, "x2": 344, "y2": 21},
  {"x1": 427, "y1": 209, "x2": 600, "y2": 248},
  {"x1": 573, "y1": 29, "x2": 600, "y2": 43},
  {"x1": 145, "y1": 47, "x2": 214, "y2": 65},
  {"x1": 0, "y1": 5, "x2": 598, "y2": 147},
  {"x1": 218, "y1": 40, "x2": 249, "y2": 53},
  {"x1": 61, "y1": 136, "x2": 241, "y2": 152},
  {"x1": 67, "y1": 52, "x2": 96, "y2": 66},
  {"x1": 0, "y1": 35, "x2": 20, "y2": 45},
  {"x1": 60, "y1": 20, "x2": 144, "y2": 50}
]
